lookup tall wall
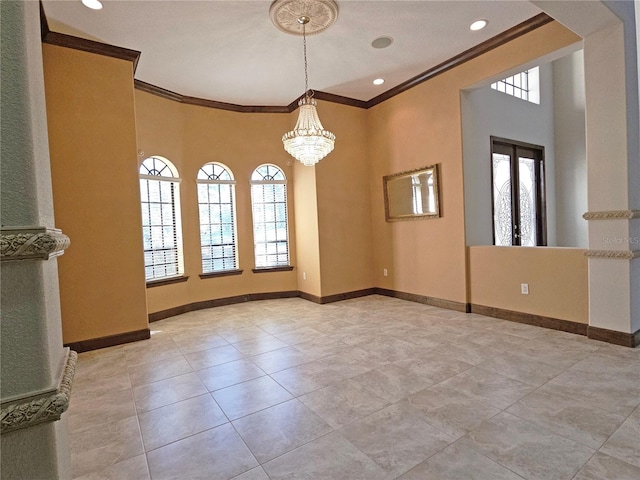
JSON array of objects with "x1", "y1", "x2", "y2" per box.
[
  {"x1": 42, "y1": 44, "x2": 149, "y2": 344},
  {"x1": 369, "y1": 21, "x2": 581, "y2": 306},
  {"x1": 294, "y1": 161, "x2": 322, "y2": 297},
  {"x1": 135, "y1": 91, "x2": 299, "y2": 314},
  {"x1": 135, "y1": 92, "x2": 373, "y2": 312},
  {"x1": 584, "y1": 21, "x2": 640, "y2": 335},
  {"x1": 315, "y1": 103, "x2": 374, "y2": 297},
  {"x1": 461, "y1": 49, "x2": 588, "y2": 249},
  {"x1": 553, "y1": 50, "x2": 588, "y2": 248},
  {"x1": 462, "y1": 62, "x2": 557, "y2": 246}
]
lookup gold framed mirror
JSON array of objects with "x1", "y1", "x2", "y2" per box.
[{"x1": 383, "y1": 164, "x2": 440, "y2": 221}]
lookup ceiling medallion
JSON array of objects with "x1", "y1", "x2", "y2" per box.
[{"x1": 270, "y1": 0, "x2": 339, "y2": 36}]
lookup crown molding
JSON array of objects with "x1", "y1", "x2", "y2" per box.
[
  {"x1": 134, "y1": 81, "x2": 364, "y2": 113},
  {"x1": 40, "y1": 5, "x2": 551, "y2": 112},
  {"x1": 42, "y1": 31, "x2": 141, "y2": 73},
  {"x1": 183, "y1": 94, "x2": 290, "y2": 114},
  {"x1": 135, "y1": 79, "x2": 290, "y2": 113},
  {"x1": 133, "y1": 79, "x2": 183, "y2": 103},
  {"x1": 312, "y1": 91, "x2": 368, "y2": 110},
  {"x1": 40, "y1": 2, "x2": 140, "y2": 72},
  {"x1": 366, "y1": 13, "x2": 553, "y2": 108}
]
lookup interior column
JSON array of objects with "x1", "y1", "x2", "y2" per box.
[
  {"x1": 1, "y1": 1, "x2": 74, "y2": 478},
  {"x1": 582, "y1": 9, "x2": 639, "y2": 346}
]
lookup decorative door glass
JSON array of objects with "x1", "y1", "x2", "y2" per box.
[
  {"x1": 490, "y1": 138, "x2": 546, "y2": 247},
  {"x1": 492, "y1": 153, "x2": 513, "y2": 246}
]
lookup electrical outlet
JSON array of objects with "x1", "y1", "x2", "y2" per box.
[
  {"x1": 303, "y1": 272, "x2": 307, "y2": 280},
  {"x1": 383, "y1": 268, "x2": 388, "y2": 277},
  {"x1": 521, "y1": 283, "x2": 529, "y2": 295}
]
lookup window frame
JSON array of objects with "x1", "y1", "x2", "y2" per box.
[
  {"x1": 250, "y1": 164, "x2": 291, "y2": 270},
  {"x1": 491, "y1": 66, "x2": 540, "y2": 104},
  {"x1": 490, "y1": 137, "x2": 547, "y2": 247},
  {"x1": 196, "y1": 162, "x2": 240, "y2": 275},
  {"x1": 139, "y1": 156, "x2": 185, "y2": 283}
]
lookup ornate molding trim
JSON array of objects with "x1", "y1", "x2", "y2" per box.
[
  {"x1": 1, "y1": 227, "x2": 70, "y2": 262},
  {"x1": 582, "y1": 210, "x2": 640, "y2": 220},
  {"x1": 585, "y1": 250, "x2": 640, "y2": 260},
  {"x1": 1, "y1": 349, "x2": 77, "y2": 434},
  {"x1": 270, "y1": 0, "x2": 339, "y2": 36}
]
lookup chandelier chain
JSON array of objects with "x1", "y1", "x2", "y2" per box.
[{"x1": 303, "y1": 22, "x2": 309, "y2": 97}]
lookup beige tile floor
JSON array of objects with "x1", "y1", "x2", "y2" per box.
[{"x1": 67, "y1": 295, "x2": 640, "y2": 480}]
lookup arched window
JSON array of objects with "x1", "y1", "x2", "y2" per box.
[
  {"x1": 139, "y1": 156, "x2": 184, "y2": 281},
  {"x1": 197, "y1": 162, "x2": 238, "y2": 273},
  {"x1": 250, "y1": 164, "x2": 289, "y2": 268}
]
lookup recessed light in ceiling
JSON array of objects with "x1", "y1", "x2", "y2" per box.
[
  {"x1": 373, "y1": 78, "x2": 385, "y2": 86},
  {"x1": 372, "y1": 36, "x2": 393, "y2": 49},
  {"x1": 470, "y1": 19, "x2": 488, "y2": 31},
  {"x1": 81, "y1": 0, "x2": 103, "y2": 9}
]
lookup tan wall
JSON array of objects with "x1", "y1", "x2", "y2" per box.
[
  {"x1": 468, "y1": 246, "x2": 588, "y2": 323},
  {"x1": 135, "y1": 92, "x2": 299, "y2": 314},
  {"x1": 368, "y1": 22, "x2": 580, "y2": 305},
  {"x1": 42, "y1": 45, "x2": 148, "y2": 343},
  {"x1": 136, "y1": 92, "x2": 373, "y2": 311},
  {"x1": 293, "y1": 161, "x2": 321, "y2": 297},
  {"x1": 315, "y1": 102, "x2": 374, "y2": 297}
]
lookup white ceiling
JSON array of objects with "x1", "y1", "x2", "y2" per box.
[{"x1": 42, "y1": 0, "x2": 543, "y2": 106}]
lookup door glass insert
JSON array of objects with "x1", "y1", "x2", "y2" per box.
[
  {"x1": 492, "y1": 153, "x2": 513, "y2": 246},
  {"x1": 490, "y1": 137, "x2": 546, "y2": 247},
  {"x1": 518, "y1": 156, "x2": 537, "y2": 246}
]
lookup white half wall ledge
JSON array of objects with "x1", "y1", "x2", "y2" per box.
[
  {"x1": 0, "y1": 348, "x2": 77, "y2": 435},
  {"x1": 582, "y1": 210, "x2": 640, "y2": 220},
  {"x1": 0, "y1": 227, "x2": 70, "y2": 261}
]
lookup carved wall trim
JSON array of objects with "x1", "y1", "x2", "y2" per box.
[
  {"x1": 1, "y1": 227, "x2": 70, "y2": 261},
  {"x1": 582, "y1": 210, "x2": 640, "y2": 220},
  {"x1": 1, "y1": 349, "x2": 77, "y2": 434},
  {"x1": 585, "y1": 250, "x2": 640, "y2": 260}
]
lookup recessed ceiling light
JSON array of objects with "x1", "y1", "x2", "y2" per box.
[
  {"x1": 373, "y1": 78, "x2": 385, "y2": 86},
  {"x1": 372, "y1": 36, "x2": 393, "y2": 49},
  {"x1": 82, "y1": 0, "x2": 103, "y2": 10},
  {"x1": 470, "y1": 19, "x2": 488, "y2": 31}
]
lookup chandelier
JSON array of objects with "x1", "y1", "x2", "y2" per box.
[{"x1": 271, "y1": 0, "x2": 337, "y2": 166}]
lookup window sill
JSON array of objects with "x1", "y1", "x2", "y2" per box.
[
  {"x1": 252, "y1": 266, "x2": 294, "y2": 274},
  {"x1": 199, "y1": 269, "x2": 244, "y2": 279},
  {"x1": 146, "y1": 276, "x2": 189, "y2": 288}
]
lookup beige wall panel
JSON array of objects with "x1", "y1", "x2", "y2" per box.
[
  {"x1": 314, "y1": 102, "x2": 374, "y2": 297},
  {"x1": 43, "y1": 45, "x2": 148, "y2": 343},
  {"x1": 468, "y1": 246, "x2": 588, "y2": 324},
  {"x1": 293, "y1": 162, "x2": 321, "y2": 297}
]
